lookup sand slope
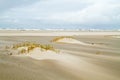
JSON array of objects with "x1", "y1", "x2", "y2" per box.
[{"x1": 53, "y1": 37, "x2": 88, "y2": 45}]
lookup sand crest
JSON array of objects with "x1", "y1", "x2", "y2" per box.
[{"x1": 52, "y1": 37, "x2": 88, "y2": 45}]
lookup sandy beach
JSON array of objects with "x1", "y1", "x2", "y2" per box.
[{"x1": 0, "y1": 30, "x2": 120, "y2": 80}]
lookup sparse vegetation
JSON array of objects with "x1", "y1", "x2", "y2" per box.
[
  {"x1": 11, "y1": 42, "x2": 59, "y2": 54},
  {"x1": 51, "y1": 36, "x2": 74, "y2": 42},
  {"x1": 20, "y1": 49, "x2": 27, "y2": 54},
  {"x1": 96, "y1": 51, "x2": 101, "y2": 55},
  {"x1": 41, "y1": 44, "x2": 54, "y2": 50}
]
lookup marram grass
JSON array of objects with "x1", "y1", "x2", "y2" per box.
[
  {"x1": 51, "y1": 36, "x2": 74, "y2": 42},
  {"x1": 11, "y1": 42, "x2": 60, "y2": 54}
]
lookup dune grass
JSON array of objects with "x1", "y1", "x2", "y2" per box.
[
  {"x1": 51, "y1": 36, "x2": 74, "y2": 42},
  {"x1": 96, "y1": 51, "x2": 101, "y2": 55},
  {"x1": 11, "y1": 42, "x2": 59, "y2": 54}
]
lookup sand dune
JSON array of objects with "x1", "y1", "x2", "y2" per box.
[
  {"x1": 12, "y1": 47, "x2": 61, "y2": 60},
  {"x1": 0, "y1": 31, "x2": 120, "y2": 80},
  {"x1": 52, "y1": 37, "x2": 109, "y2": 48},
  {"x1": 110, "y1": 35, "x2": 120, "y2": 38},
  {"x1": 52, "y1": 37, "x2": 88, "y2": 45}
]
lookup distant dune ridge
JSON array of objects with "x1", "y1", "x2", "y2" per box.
[
  {"x1": 51, "y1": 36, "x2": 88, "y2": 45},
  {"x1": 51, "y1": 36, "x2": 109, "y2": 48},
  {"x1": 0, "y1": 31, "x2": 120, "y2": 80}
]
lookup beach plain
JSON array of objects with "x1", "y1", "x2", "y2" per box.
[{"x1": 0, "y1": 30, "x2": 120, "y2": 80}]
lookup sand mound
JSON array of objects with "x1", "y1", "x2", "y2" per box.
[
  {"x1": 52, "y1": 37, "x2": 110, "y2": 48},
  {"x1": 22, "y1": 48, "x2": 78, "y2": 61},
  {"x1": 111, "y1": 35, "x2": 120, "y2": 38},
  {"x1": 52, "y1": 37, "x2": 88, "y2": 45},
  {"x1": 105, "y1": 35, "x2": 120, "y2": 38},
  {"x1": 6, "y1": 42, "x2": 67, "y2": 60},
  {"x1": 9, "y1": 47, "x2": 79, "y2": 62},
  {"x1": 5, "y1": 42, "x2": 79, "y2": 61},
  {"x1": 9, "y1": 47, "x2": 60, "y2": 60},
  {"x1": 16, "y1": 47, "x2": 60, "y2": 60}
]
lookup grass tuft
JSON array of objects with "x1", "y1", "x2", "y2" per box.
[
  {"x1": 11, "y1": 42, "x2": 59, "y2": 54},
  {"x1": 51, "y1": 36, "x2": 74, "y2": 42}
]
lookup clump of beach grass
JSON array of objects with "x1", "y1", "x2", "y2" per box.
[
  {"x1": 20, "y1": 49, "x2": 27, "y2": 54},
  {"x1": 11, "y1": 42, "x2": 59, "y2": 54},
  {"x1": 51, "y1": 36, "x2": 74, "y2": 42},
  {"x1": 96, "y1": 51, "x2": 101, "y2": 55}
]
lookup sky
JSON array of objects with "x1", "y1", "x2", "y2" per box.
[{"x1": 0, "y1": 0, "x2": 120, "y2": 30}]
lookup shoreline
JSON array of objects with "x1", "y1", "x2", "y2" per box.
[{"x1": 0, "y1": 30, "x2": 120, "y2": 36}]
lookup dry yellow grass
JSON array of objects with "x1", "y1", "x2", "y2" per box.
[
  {"x1": 20, "y1": 49, "x2": 27, "y2": 54},
  {"x1": 11, "y1": 42, "x2": 59, "y2": 54},
  {"x1": 96, "y1": 51, "x2": 101, "y2": 55},
  {"x1": 51, "y1": 36, "x2": 74, "y2": 42}
]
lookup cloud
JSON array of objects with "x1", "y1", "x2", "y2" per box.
[
  {"x1": 47, "y1": 3, "x2": 120, "y2": 24},
  {"x1": 0, "y1": 0, "x2": 120, "y2": 29},
  {"x1": 0, "y1": 0, "x2": 40, "y2": 12}
]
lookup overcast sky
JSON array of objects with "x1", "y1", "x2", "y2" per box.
[{"x1": 0, "y1": 0, "x2": 120, "y2": 29}]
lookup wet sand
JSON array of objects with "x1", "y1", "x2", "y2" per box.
[{"x1": 0, "y1": 31, "x2": 120, "y2": 80}]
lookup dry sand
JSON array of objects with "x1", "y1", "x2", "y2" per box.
[{"x1": 0, "y1": 30, "x2": 120, "y2": 80}]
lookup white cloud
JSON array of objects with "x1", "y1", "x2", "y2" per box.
[
  {"x1": 47, "y1": 3, "x2": 120, "y2": 24},
  {"x1": 0, "y1": 0, "x2": 40, "y2": 12},
  {"x1": 0, "y1": 0, "x2": 120, "y2": 29}
]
